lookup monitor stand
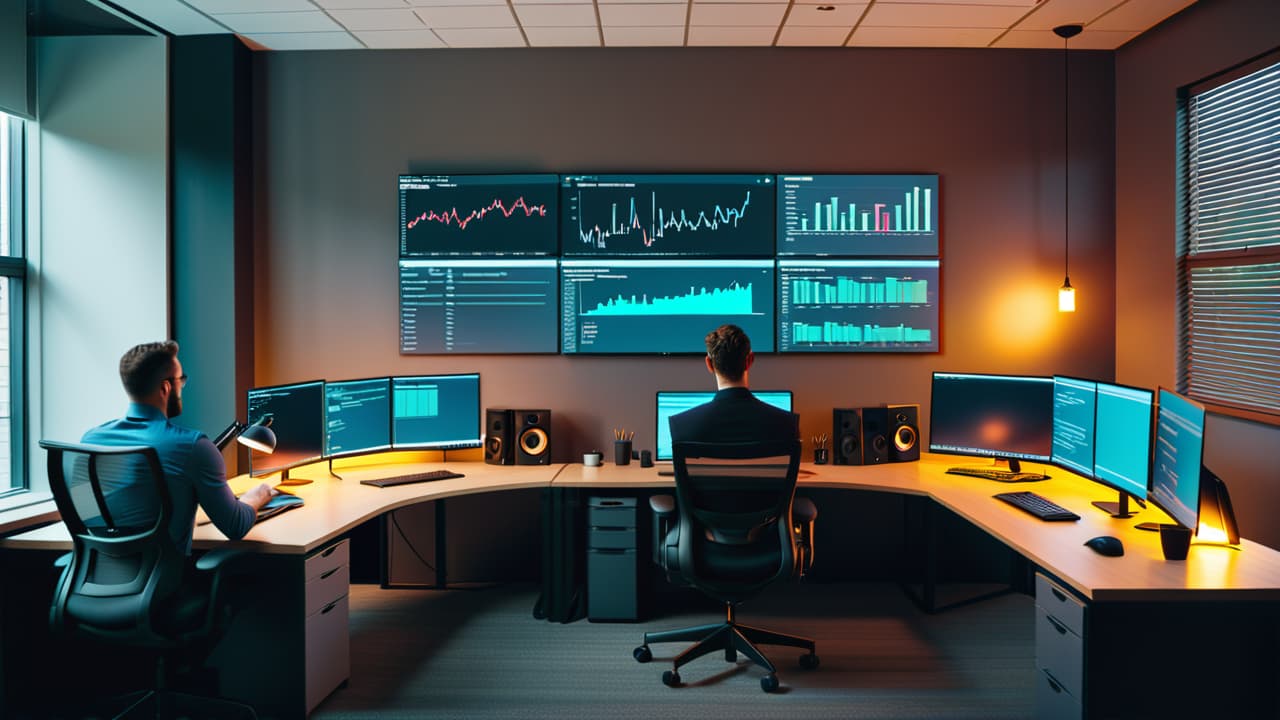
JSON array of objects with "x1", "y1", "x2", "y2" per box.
[
  {"x1": 277, "y1": 467, "x2": 313, "y2": 487},
  {"x1": 1092, "y1": 490, "x2": 1145, "y2": 519}
]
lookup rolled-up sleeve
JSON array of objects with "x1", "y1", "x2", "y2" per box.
[{"x1": 187, "y1": 436, "x2": 256, "y2": 540}]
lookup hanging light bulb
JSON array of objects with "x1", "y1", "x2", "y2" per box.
[{"x1": 1055, "y1": 24, "x2": 1082, "y2": 313}]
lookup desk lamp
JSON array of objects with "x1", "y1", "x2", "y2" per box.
[{"x1": 1196, "y1": 467, "x2": 1241, "y2": 547}]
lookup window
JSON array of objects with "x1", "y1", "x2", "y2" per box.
[
  {"x1": 0, "y1": 111, "x2": 25, "y2": 495},
  {"x1": 1179, "y1": 53, "x2": 1280, "y2": 424}
]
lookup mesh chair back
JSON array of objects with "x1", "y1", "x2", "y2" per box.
[
  {"x1": 671, "y1": 440, "x2": 801, "y2": 600},
  {"x1": 41, "y1": 440, "x2": 185, "y2": 646}
]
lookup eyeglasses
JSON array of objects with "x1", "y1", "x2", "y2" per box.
[{"x1": 167, "y1": 374, "x2": 189, "y2": 389}]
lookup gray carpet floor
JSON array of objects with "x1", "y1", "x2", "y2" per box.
[{"x1": 312, "y1": 581, "x2": 1036, "y2": 719}]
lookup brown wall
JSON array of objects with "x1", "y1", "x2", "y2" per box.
[
  {"x1": 252, "y1": 47, "x2": 1116, "y2": 468},
  {"x1": 1116, "y1": 0, "x2": 1280, "y2": 549}
]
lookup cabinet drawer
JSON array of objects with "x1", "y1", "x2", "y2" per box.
[
  {"x1": 305, "y1": 563, "x2": 350, "y2": 617},
  {"x1": 1036, "y1": 573, "x2": 1085, "y2": 636},
  {"x1": 1035, "y1": 606, "x2": 1083, "y2": 700},
  {"x1": 589, "y1": 527, "x2": 637, "y2": 550},
  {"x1": 588, "y1": 497, "x2": 637, "y2": 529},
  {"x1": 1035, "y1": 669, "x2": 1082, "y2": 720},
  {"x1": 305, "y1": 594, "x2": 350, "y2": 714},
  {"x1": 306, "y1": 539, "x2": 350, "y2": 582}
]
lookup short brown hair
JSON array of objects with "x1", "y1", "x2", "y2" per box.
[
  {"x1": 704, "y1": 324, "x2": 751, "y2": 381},
  {"x1": 119, "y1": 341, "x2": 179, "y2": 399}
]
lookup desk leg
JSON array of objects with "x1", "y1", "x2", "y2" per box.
[
  {"x1": 899, "y1": 498, "x2": 1015, "y2": 614},
  {"x1": 434, "y1": 499, "x2": 448, "y2": 589}
]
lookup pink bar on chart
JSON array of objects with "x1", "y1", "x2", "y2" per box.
[{"x1": 874, "y1": 203, "x2": 885, "y2": 231}]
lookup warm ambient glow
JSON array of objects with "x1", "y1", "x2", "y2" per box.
[
  {"x1": 1197, "y1": 521, "x2": 1232, "y2": 545},
  {"x1": 1058, "y1": 279, "x2": 1076, "y2": 312}
]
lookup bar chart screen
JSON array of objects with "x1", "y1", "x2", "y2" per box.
[
  {"x1": 392, "y1": 374, "x2": 482, "y2": 450},
  {"x1": 561, "y1": 174, "x2": 776, "y2": 257},
  {"x1": 561, "y1": 259, "x2": 775, "y2": 354},
  {"x1": 399, "y1": 174, "x2": 559, "y2": 257},
  {"x1": 777, "y1": 175, "x2": 939, "y2": 256},
  {"x1": 777, "y1": 259, "x2": 938, "y2": 352},
  {"x1": 400, "y1": 259, "x2": 559, "y2": 354}
]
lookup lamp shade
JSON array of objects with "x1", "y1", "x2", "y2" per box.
[
  {"x1": 238, "y1": 417, "x2": 277, "y2": 454},
  {"x1": 1059, "y1": 278, "x2": 1076, "y2": 312}
]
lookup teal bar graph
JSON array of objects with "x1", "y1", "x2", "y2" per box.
[
  {"x1": 790, "y1": 276, "x2": 928, "y2": 304},
  {"x1": 584, "y1": 282, "x2": 754, "y2": 317},
  {"x1": 791, "y1": 322, "x2": 932, "y2": 344},
  {"x1": 804, "y1": 185, "x2": 931, "y2": 233}
]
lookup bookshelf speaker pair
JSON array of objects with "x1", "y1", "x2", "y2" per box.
[
  {"x1": 485, "y1": 409, "x2": 552, "y2": 465},
  {"x1": 832, "y1": 404, "x2": 919, "y2": 465}
]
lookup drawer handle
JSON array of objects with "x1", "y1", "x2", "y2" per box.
[
  {"x1": 321, "y1": 600, "x2": 340, "y2": 615},
  {"x1": 1044, "y1": 671, "x2": 1065, "y2": 694},
  {"x1": 1050, "y1": 586, "x2": 1067, "y2": 603},
  {"x1": 1046, "y1": 615, "x2": 1069, "y2": 635},
  {"x1": 321, "y1": 545, "x2": 338, "y2": 558},
  {"x1": 320, "y1": 568, "x2": 340, "y2": 580}
]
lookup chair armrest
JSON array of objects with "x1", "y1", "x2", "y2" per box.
[
  {"x1": 649, "y1": 494, "x2": 675, "y2": 515},
  {"x1": 53, "y1": 552, "x2": 72, "y2": 569},
  {"x1": 792, "y1": 496, "x2": 818, "y2": 575},
  {"x1": 194, "y1": 549, "x2": 260, "y2": 632},
  {"x1": 649, "y1": 494, "x2": 676, "y2": 569}
]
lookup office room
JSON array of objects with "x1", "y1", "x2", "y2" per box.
[{"x1": 2, "y1": 0, "x2": 1279, "y2": 717}]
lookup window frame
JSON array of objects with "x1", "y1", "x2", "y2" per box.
[{"x1": 0, "y1": 113, "x2": 28, "y2": 503}]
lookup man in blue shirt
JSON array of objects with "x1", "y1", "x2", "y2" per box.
[{"x1": 82, "y1": 341, "x2": 273, "y2": 555}]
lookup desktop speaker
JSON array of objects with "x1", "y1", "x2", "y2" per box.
[
  {"x1": 859, "y1": 407, "x2": 890, "y2": 465},
  {"x1": 832, "y1": 409, "x2": 863, "y2": 465},
  {"x1": 886, "y1": 404, "x2": 920, "y2": 463},
  {"x1": 484, "y1": 409, "x2": 515, "y2": 466},
  {"x1": 515, "y1": 409, "x2": 552, "y2": 465}
]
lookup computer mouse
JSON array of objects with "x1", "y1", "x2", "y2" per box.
[{"x1": 1084, "y1": 535, "x2": 1124, "y2": 557}]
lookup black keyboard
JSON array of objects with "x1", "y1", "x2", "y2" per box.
[
  {"x1": 947, "y1": 467, "x2": 1049, "y2": 482},
  {"x1": 994, "y1": 491, "x2": 1080, "y2": 521},
  {"x1": 360, "y1": 469, "x2": 465, "y2": 488}
]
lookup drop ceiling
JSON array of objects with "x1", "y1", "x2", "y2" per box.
[{"x1": 102, "y1": 0, "x2": 1198, "y2": 51}]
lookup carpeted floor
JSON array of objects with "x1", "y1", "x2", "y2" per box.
[{"x1": 312, "y1": 581, "x2": 1036, "y2": 719}]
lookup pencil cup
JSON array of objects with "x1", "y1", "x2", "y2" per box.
[
  {"x1": 813, "y1": 448, "x2": 829, "y2": 465},
  {"x1": 614, "y1": 440, "x2": 633, "y2": 466},
  {"x1": 1159, "y1": 524, "x2": 1192, "y2": 561}
]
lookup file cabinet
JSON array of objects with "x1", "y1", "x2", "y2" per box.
[
  {"x1": 1035, "y1": 573, "x2": 1085, "y2": 720},
  {"x1": 304, "y1": 539, "x2": 350, "y2": 714},
  {"x1": 587, "y1": 496, "x2": 640, "y2": 621}
]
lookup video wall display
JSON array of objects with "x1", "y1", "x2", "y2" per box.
[{"x1": 397, "y1": 173, "x2": 942, "y2": 355}]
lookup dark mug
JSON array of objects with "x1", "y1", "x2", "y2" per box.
[
  {"x1": 639, "y1": 450, "x2": 653, "y2": 468},
  {"x1": 614, "y1": 440, "x2": 633, "y2": 465},
  {"x1": 1159, "y1": 523, "x2": 1193, "y2": 561},
  {"x1": 813, "y1": 448, "x2": 829, "y2": 465}
]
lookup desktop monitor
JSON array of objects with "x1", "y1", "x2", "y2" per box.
[
  {"x1": 1150, "y1": 388, "x2": 1206, "y2": 530},
  {"x1": 1051, "y1": 376, "x2": 1096, "y2": 477},
  {"x1": 325, "y1": 377, "x2": 392, "y2": 458},
  {"x1": 391, "y1": 373, "x2": 482, "y2": 450},
  {"x1": 1091, "y1": 382, "x2": 1154, "y2": 517},
  {"x1": 928, "y1": 372, "x2": 1054, "y2": 472},
  {"x1": 246, "y1": 380, "x2": 325, "y2": 479},
  {"x1": 655, "y1": 390, "x2": 793, "y2": 462}
]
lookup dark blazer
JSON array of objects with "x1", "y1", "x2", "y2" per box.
[{"x1": 669, "y1": 387, "x2": 799, "y2": 447}]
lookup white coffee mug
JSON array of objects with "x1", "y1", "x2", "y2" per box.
[{"x1": 583, "y1": 451, "x2": 603, "y2": 467}]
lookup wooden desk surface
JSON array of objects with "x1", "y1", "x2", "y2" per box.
[
  {"x1": 555, "y1": 454, "x2": 1280, "y2": 603},
  {"x1": 0, "y1": 459, "x2": 564, "y2": 556}
]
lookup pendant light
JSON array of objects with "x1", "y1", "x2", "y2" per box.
[{"x1": 1055, "y1": 24, "x2": 1081, "y2": 312}]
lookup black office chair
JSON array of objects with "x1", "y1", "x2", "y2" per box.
[
  {"x1": 633, "y1": 439, "x2": 819, "y2": 693},
  {"x1": 41, "y1": 439, "x2": 257, "y2": 719}
]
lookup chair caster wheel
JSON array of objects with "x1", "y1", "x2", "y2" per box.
[
  {"x1": 634, "y1": 645, "x2": 652, "y2": 663},
  {"x1": 662, "y1": 669, "x2": 681, "y2": 687},
  {"x1": 761, "y1": 673, "x2": 779, "y2": 692},
  {"x1": 799, "y1": 652, "x2": 820, "y2": 670},
  {"x1": 725, "y1": 648, "x2": 737, "y2": 662}
]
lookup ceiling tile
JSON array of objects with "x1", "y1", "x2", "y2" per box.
[
  {"x1": 862, "y1": 0, "x2": 1037, "y2": 5},
  {"x1": 688, "y1": 26, "x2": 777, "y2": 45},
  {"x1": 993, "y1": 27, "x2": 1139, "y2": 49},
  {"x1": 849, "y1": 26, "x2": 1004, "y2": 47},
  {"x1": 1011, "y1": 0, "x2": 1118, "y2": 31},
  {"x1": 516, "y1": 4, "x2": 598, "y2": 27},
  {"x1": 602, "y1": 25, "x2": 685, "y2": 45},
  {"x1": 777, "y1": 25, "x2": 851, "y2": 46},
  {"x1": 515, "y1": 0, "x2": 593, "y2": 4},
  {"x1": 330, "y1": 9, "x2": 425, "y2": 31},
  {"x1": 408, "y1": 0, "x2": 506, "y2": 5},
  {"x1": 690, "y1": 3, "x2": 787, "y2": 27},
  {"x1": 862, "y1": 3, "x2": 1029, "y2": 28},
  {"x1": 108, "y1": 0, "x2": 229, "y2": 35},
  {"x1": 524, "y1": 26, "x2": 602, "y2": 46},
  {"x1": 434, "y1": 27, "x2": 527, "y2": 46},
  {"x1": 786, "y1": 3, "x2": 867, "y2": 27},
  {"x1": 599, "y1": 3, "x2": 687, "y2": 26},
  {"x1": 1090, "y1": 0, "x2": 1196, "y2": 32},
  {"x1": 215, "y1": 12, "x2": 344, "y2": 34},
  {"x1": 316, "y1": 0, "x2": 412, "y2": 8},
  {"x1": 352, "y1": 28, "x2": 446, "y2": 47},
  {"x1": 187, "y1": 0, "x2": 313, "y2": 12},
  {"x1": 414, "y1": 5, "x2": 517, "y2": 28},
  {"x1": 599, "y1": 0, "x2": 686, "y2": 4},
  {"x1": 243, "y1": 31, "x2": 364, "y2": 50}
]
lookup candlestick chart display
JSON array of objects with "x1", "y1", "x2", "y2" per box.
[
  {"x1": 777, "y1": 174, "x2": 939, "y2": 256},
  {"x1": 399, "y1": 174, "x2": 559, "y2": 257}
]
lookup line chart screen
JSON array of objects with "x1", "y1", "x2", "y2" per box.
[
  {"x1": 400, "y1": 259, "x2": 559, "y2": 354},
  {"x1": 560, "y1": 259, "x2": 775, "y2": 354},
  {"x1": 561, "y1": 174, "x2": 775, "y2": 257},
  {"x1": 399, "y1": 174, "x2": 559, "y2": 257},
  {"x1": 777, "y1": 259, "x2": 939, "y2": 352},
  {"x1": 777, "y1": 175, "x2": 939, "y2": 256}
]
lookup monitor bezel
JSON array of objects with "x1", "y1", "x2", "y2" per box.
[
  {"x1": 1147, "y1": 387, "x2": 1206, "y2": 530},
  {"x1": 927, "y1": 371, "x2": 1054, "y2": 464},
  {"x1": 247, "y1": 379, "x2": 327, "y2": 478},
  {"x1": 323, "y1": 376, "x2": 393, "y2": 460},
  {"x1": 1090, "y1": 380, "x2": 1155, "y2": 501},
  {"x1": 1050, "y1": 374, "x2": 1098, "y2": 478},
  {"x1": 654, "y1": 388, "x2": 794, "y2": 462},
  {"x1": 390, "y1": 372, "x2": 483, "y2": 451}
]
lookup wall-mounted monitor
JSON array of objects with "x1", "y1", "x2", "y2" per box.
[
  {"x1": 560, "y1": 174, "x2": 776, "y2": 257},
  {"x1": 391, "y1": 373, "x2": 482, "y2": 450},
  {"x1": 399, "y1": 259, "x2": 559, "y2": 354},
  {"x1": 777, "y1": 259, "x2": 939, "y2": 352},
  {"x1": 928, "y1": 372, "x2": 1053, "y2": 470},
  {"x1": 1150, "y1": 388, "x2": 1206, "y2": 530},
  {"x1": 655, "y1": 390, "x2": 793, "y2": 462},
  {"x1": 325, "y1": 377, "x2": 392, "y2": 458},
  {"x1": 1051, "y1": 376, "x2": 1096, "y2": 477},
  {"x1": 246, "y1": 380, "x2": 325, "y2": 478},
  {"x1": 560, "y1": 258, "x2": 775, "y2": 354},
  {"x1": 777, "y1": 174, "x2": 939, "y2": 256},
  {"x1": 398, "y1": 174, "x2": 559, "y2": 257}
]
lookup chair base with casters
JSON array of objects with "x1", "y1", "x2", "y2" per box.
[{"x1": 634, "y1": 602, "x2": 818, "y2": 692}]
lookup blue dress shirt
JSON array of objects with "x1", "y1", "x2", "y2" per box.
[{"x1": 81, "y1": 403, "x2": 256, "y2": 554}]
